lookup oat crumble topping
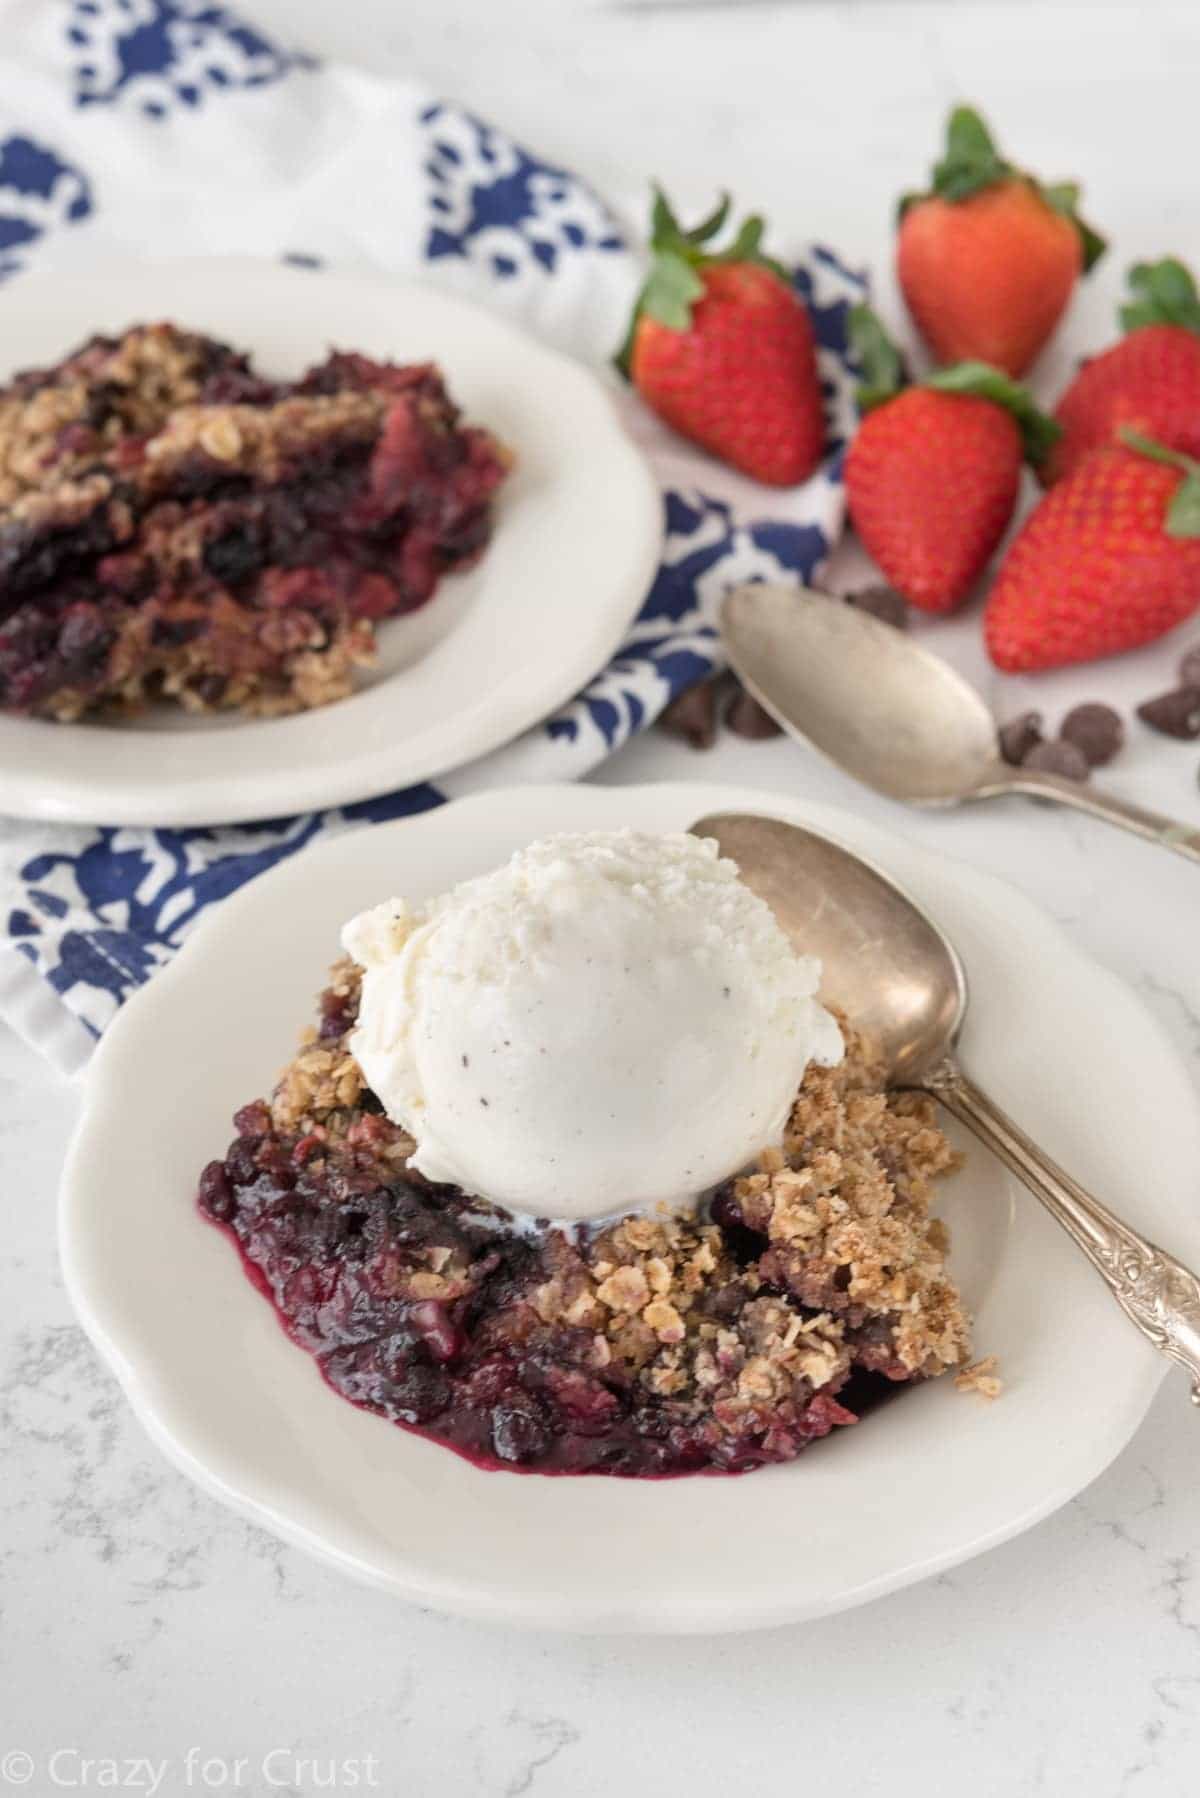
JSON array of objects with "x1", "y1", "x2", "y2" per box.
[
  {"x1": 955, "y1": 1355, "x2": 1003, "y2": 1400},
  {"x1": 0, "y1": 324, "x2": 508, "y2": 721},
  {"x1": 198, "y1": 958, "x2": 985, "y2": 1476}
]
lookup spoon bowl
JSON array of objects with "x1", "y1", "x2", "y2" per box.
[
  {"x1": 694, "y1": 808, "x2": 1200, "y2": 1401},
  {"x1": 692, "y1": 810, "x2": 965, "y2": 1084},
  {"x1": 720, "y1": 583, "x2": 1006, "y2": 804},
  {"x1": 720, "y1": 583, "x2": 1200, "y2": 863}
]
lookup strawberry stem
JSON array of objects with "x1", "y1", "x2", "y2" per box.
[
  {"x1": 615, "y1": 186, "x2": 792, "y2": 378},
  {"x1": 849, "y1": 308, "x2": 1058, "y2": 466},
  {"x1": 928, "y1": 362, "x2": 1061, "y2": 466},
  {"x1": 848, "y1": 305, "x2": 905, "y2": 410},
  {"x1": 931, "y1": 106, "x2": 1009, "y2": 201},
  {"x1": 1038, "y1": 182, "x2": 1107, "y2": 273},
  {"x1": 639, "y1": 253, "x2": 705, "y2": 332},
  {"x1": 682, "y1": 193, "x2": 732, "y2": 247},
  {"x1": 1119, "y1": 258, "x2": 1200, "y2": 335},
  {"x1": 898, "y1": 104, "x2": 1106, "y2": 272}
]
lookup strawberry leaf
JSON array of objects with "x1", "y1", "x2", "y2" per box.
[
  {"x1": 684, "y1": 194, "x2": 731, "y2": 246},
  {"x1": 928, "y1": 361, "x2": 1061, "y2": 466},
  {"x1": 1119, "y1": 428, "x2": 1200, "y2": 535},
  {"x1": 613, "y1": 250, "x2": 705, "y2": 376},
  {"x1": 945, "y1": 105, "x2": 997, "y2": 160},
  {"x1": 640, "y1": 251, "x2": 706, "y2": 331},
  {"x1": 1119, "y1": 257, "x2": 1200, "y2": 335},
  {"x1": 1039, "y1": 181, "x2": 1107, "y2": 272},
  {"x1": 1120, "y1": 427, "x2": 1200, "y2": 471},
  {"x1": 848, "y1": 305, "x2": 905, "y2": 410},
  {"x1": 650, "y1": 185, "x2": 690, "y2": 257},
  {"x1": 722, "y1": 214, "x2": 765, "y2": 262},
  {"x1": 1167, "y1": 475, "x2": 1200, "y2": 538},
  {"x1": 931, "y1": 105, "x2": 1010, "y2": 201},
  {"x1": 709, "y1": 215, "x2": 791, "y2": 285},
  {"x1": 1075, "y1": 217, "x2": 1109, "y2": 275}
]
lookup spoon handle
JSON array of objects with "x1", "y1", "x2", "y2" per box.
[
  {"x1": 998, "y1": 768, "x2": 1200, "y2": 864},
  {"x1": 926, "y1": 1057, "x2": 1200, "y2": 1402}
]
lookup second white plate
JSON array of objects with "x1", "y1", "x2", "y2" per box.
[
  {"x1": 59, "y1": 783, "x2": 1200, "y2": 1632},
  {"x1": 0, "y1": 261, "x2": 661, "y2": 827}
]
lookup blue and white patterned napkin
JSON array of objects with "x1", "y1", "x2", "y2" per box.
[{"x1": 0, "y1": 0, "x2": 865, "y2": 1074}]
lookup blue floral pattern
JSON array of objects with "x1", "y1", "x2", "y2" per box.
[
  {"x1": 0, "y1": 135, "x2": 93, "y2": 279},
  {"x1": 793, "y1": 247, "x2": 870, "y2": 458},
  {"x1": 420, "y1": 102, "x2": 626, "y2": 278},
  {"x1": 3, "y1": 452, "x2": 854, "y2": 1040},
  {"x1": 0, "y1": 69, "x2": 866, "y2": 1063},
  {"x1": 67, "y1": 0, "x2": 313, "y2": 117}
]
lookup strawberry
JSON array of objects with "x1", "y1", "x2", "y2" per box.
[
  {"x1": 617, "y1": 189, "x2": 824, "y2": 486},
  {"x1": 1047, "y1": 258, "x2": 1200, "y2": 482},
  {"x1": 985, "y1": 432, "x2": 1200, "y2": 672},
  {"x1": 897, "y1": 106, "x2": 1105, "y2": 377},
  {"x1": 844, "y1": 307, "x2": 1057, "y2": 613}
]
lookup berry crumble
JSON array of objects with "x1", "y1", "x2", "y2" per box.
[
  {"x1": 0, "y1": 323, "x2": 508, "y2": 720},
  {"x1": 197, "y1": 958, "x2": 980, "y2": 1477}
]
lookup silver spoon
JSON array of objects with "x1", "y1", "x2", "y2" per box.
[
  {"x1": 693, "y1": 809, "x2": 1200, "y2": 1401},
  {"x1": 721, "y1": 583, "x2": 1200, "y2": 865}
]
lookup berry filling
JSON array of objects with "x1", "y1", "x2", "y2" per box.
[
  {"x1": 0, "y1": 323, "x2": 508, "y2": 720},
  {"x1": 196, "y1": 959, "x2": 975, "y2": 1478}
]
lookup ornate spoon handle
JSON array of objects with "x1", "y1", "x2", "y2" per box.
[
  {"x1": 991, "y1": 766, "x2": 1200, "y2": 865},
  {"x1": 925, "y1": 1057, "x2": 1200, "y2": 1402}
]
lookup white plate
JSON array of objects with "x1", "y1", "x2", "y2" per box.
[
  {"x1": 0, "y1": 261, "x2": 661, "y2": 827},
  {"x1": 59, "y1": 783, "x2": 1200, "y2": 1634}
]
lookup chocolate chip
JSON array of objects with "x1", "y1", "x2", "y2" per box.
[
  {"x1": 1177, "y1": 645, "x2": 1200, "y2": 688},
  {"x1": 998, "y1": 711, "x2": 1044, "y2": 766},
  {"x1": 657, "y1": 677, "x2": 719, "y2": 750},
  {"x1": 1022, "y1": 739, "x2": 1091, "y2": 782},
  {"x1": 845, "y1": 585, "x2": 909, "y2": 629},
  {"x1": 726, "y1": 682, "x2": 782, "y2": 740},
  {"x1": 1059, "y1": 702, "x2": 1124, "y2": 767},
  {"x1": 1137, "y1": 686, "x2": 1200, "y2": 739}
]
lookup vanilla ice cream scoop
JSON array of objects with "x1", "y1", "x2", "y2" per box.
[{"x1": 342, "y1": 829, "x2": 842, "y2": 1221}]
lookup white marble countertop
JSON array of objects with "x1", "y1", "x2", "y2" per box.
[{"x1": 4, "y1": 3, "x2": 1200, "y2": 1794}]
